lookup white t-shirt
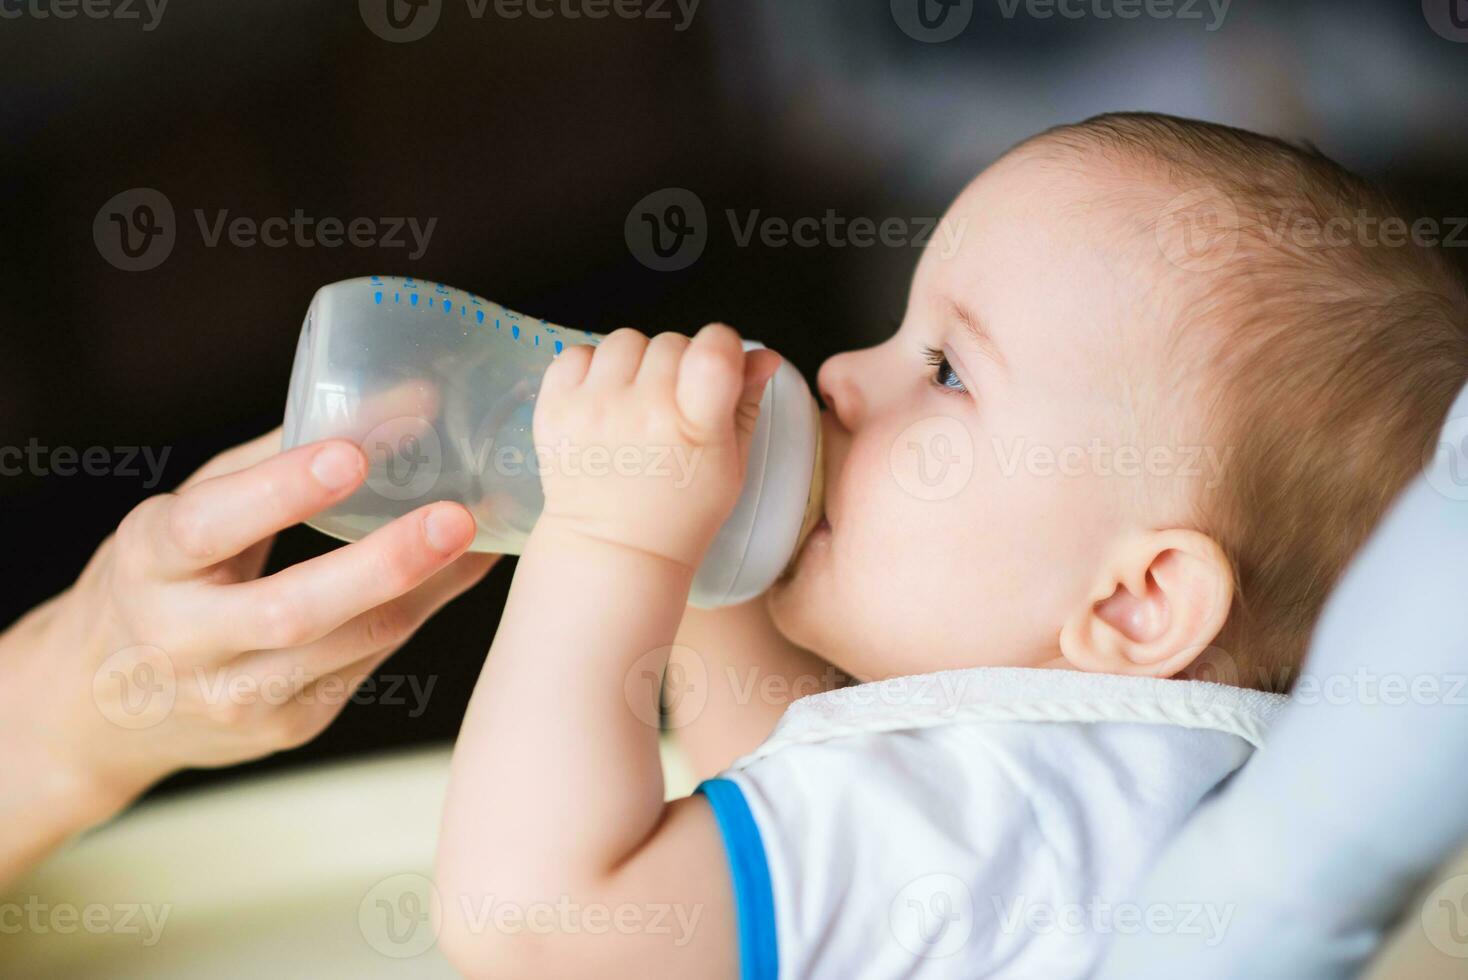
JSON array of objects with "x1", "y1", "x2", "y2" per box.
[{"x1": 696, "y1": 667, "x2": 1289, "y2": 980}]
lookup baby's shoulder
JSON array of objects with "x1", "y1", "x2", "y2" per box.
[{"x1": 700, "y1": 668, "x2": 1284, "y2": 978}]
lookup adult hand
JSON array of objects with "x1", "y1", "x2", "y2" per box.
[{"x1": 0, "y1": 428, "x2": 496, "y2": 887}]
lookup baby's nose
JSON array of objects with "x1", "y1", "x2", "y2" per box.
[{"x1": 817, "y1": 350, "x2": 864, "y2": 431}]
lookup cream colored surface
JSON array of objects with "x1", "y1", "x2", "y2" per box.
[
  {"x1": 1, "y1": 739, "x2": 1459, "y2": 978},
  {"x1": 1366, "y1": 841, "x2": 1468, "y2": 979},
  {"x1": 1, "y1": 743, "x2": 696, "y2": 979}
]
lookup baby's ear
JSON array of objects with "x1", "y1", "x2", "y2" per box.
[{"x1": 1057, "y1": 529, "x2": 1233, "y2": 678}]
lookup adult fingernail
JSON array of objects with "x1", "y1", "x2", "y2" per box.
[
  {"x1": 311, "y1": 443, "x2": 363, "y2": 491},
  {"x1": 425, "y1": 505, "x2": 473, "y2": 553}
]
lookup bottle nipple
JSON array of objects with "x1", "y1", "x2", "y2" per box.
[{"x1": 787, "y1": 424, "x2": 826, "y2": 569}]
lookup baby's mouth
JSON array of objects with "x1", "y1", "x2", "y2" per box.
[
  {"x1": 774, "y1": 513, "x2": 828, "y2": 587},
  {"x1": 783, "y1": 508, "x2": 829, "y2": 580},
  {"x1": 799, "y1": 512, "x2": 832, "y2": 557}
]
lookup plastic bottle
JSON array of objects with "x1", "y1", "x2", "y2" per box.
[{"x1": 282, "y1": 276, "x2": 824, "y2": 607}]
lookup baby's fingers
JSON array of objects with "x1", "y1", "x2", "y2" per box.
[
  {"x1": 675, "y1": 324, "x2": 749, "y2": 437},
  {"x1": 635, "y1": 331, "x2": 691, "y2": 391},
  {"x1": 585, "y1": 328, "x2": 649, "y2": 387},
  {"x1": 675, "y1": 326, "x2": 780, "y2": 443},
  {"x1": 736, "y1": 348, "x2": 782, "y2": 451}
]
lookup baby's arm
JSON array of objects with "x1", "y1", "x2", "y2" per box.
[{"x1": 435, "y1": 326, "x2": 780, "y2": 980}]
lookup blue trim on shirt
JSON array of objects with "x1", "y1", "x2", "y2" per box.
[{"x1": 697, "y1": 777, "x2": 778, "y2": 980}]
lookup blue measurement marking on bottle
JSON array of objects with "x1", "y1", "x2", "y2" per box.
[
  {"x1": 391, "y1": 283, "x2": 575, "y2": 351},
  {"x1": 374, "y1": 291, "x2": 383, "y2": 304}
]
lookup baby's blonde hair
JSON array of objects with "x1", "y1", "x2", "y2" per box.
[{"x1": 1037, "y1": 112, "x2": 1468, "y2": 691}]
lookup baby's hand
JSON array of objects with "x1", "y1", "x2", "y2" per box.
[{"x1": 533, "y1": 325, "x2": 781, "y2": 571}]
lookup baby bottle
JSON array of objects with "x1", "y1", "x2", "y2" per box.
[{"x1": 281, "y1": 276, "x2": 824, "y2": 608}]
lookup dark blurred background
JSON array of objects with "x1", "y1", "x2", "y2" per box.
[{"x1": 3, "y1": 0, "x2": 1466, "y2": 799}]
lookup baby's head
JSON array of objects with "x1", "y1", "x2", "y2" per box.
[{"x1": 769, "y1": 112, "x2": 1468, "y2": 692}]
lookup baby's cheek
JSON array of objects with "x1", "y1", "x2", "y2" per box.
[
  {"x1": 877, "y1": 412, "x2": 981, "y2": 508},
  {"x1": 850, "y1": 446, "x2": 969, "y2": 562},
  {"x1": 857, "y1": 414, "x2": 995, "y2": 538}
]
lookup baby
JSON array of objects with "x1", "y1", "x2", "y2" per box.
[{"x1": 432, "y1": 113, "x2": 1468, "y2": 978}]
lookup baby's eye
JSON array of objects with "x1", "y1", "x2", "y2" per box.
[{"x1": 922, "y1": 345, "x2": 968, "y2": 394}]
